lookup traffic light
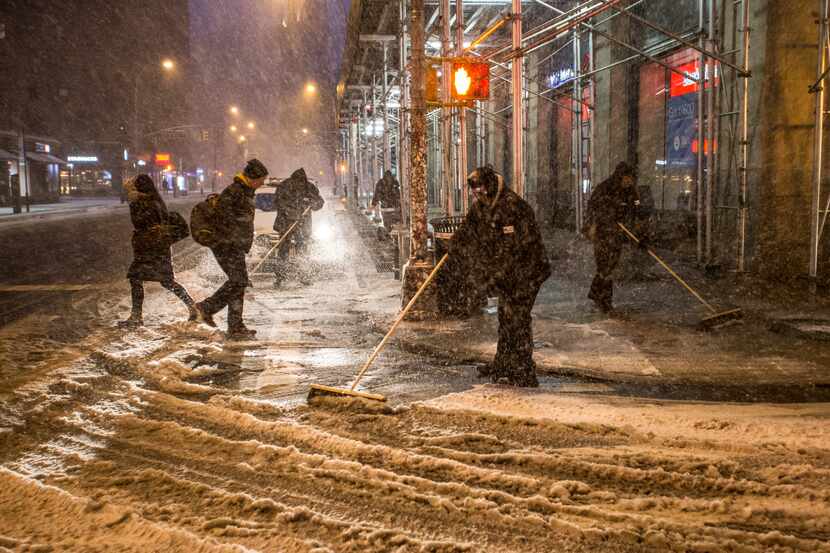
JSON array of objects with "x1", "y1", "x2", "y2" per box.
[{"x1": 451, "y1": 60, "x2": 489, "y2": 101}]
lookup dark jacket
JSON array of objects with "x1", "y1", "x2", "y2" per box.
[
  {"x1": 273, "y1": 168, "x2": 324, "y2": 234},
  {"x1": 450, "y1": 185, "x2": 551, "y2": 300},
  {"x1": 216, "y1": 175, "x2": 256, "y2": 253},
  {"x1": 585, "y1": 173, "x2": 640, "y2": 238},
  {"x1": 127, "y1": 194, "x2": 173, "y2": 282},
  {"x1": 372, "y1": 171, "x2": 400, "y2": 209}
]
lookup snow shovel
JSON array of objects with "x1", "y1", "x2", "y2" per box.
[
  {"x1": 250, "y1": 206, "x2": 312, "y2": 275},
  {"x1": 307, "y1": 253, "x2": 450, "y2": 403},
  {"x1": 618, "y1": 223, "x2": 743, "y2": 330}
]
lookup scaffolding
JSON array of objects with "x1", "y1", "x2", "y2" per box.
[
  {"x1": 338, "y1": 0, "x2": 756, "y2": 271},
  {"x1": 810, "y1": 0, "x2": 830, "y2": 280}
]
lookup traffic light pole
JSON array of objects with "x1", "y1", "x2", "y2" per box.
[
  {"x1": 457, "y1": 0, "x2": 468, "y2": 213},
  {"x1": 401, "y1": 0, "x2": 439, "y2": 318}
]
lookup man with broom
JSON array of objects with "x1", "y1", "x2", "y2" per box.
[
  {"x1": 584, "y1": 161, "x2": 644, "y2": 314},
  {"x1": 449, "y1": 166, "x2": 551, "y2": 387}
]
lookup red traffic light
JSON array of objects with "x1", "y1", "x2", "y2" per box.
[{"x1": 451, "y1": 60, "x2": 489, "y2": 101}]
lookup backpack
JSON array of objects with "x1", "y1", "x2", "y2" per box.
[
  {"x1": 190, "y1": 194, "x2": 221, "y2": 247},
  {"x1": 163, "y1": 211, "x2": 190, "y2": 245}
]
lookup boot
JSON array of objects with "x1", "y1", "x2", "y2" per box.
[
  {"x1": 226, "y1": 324, "x2": 257, "y2": 340},
  {"x1": 194, "y1": 302, "x2": 217, "y2": 327},
  {"x1": 117, "y1": 313, "x2": 143, "y2": 329},
  {"x1": 507, "y1": 370, "x2": 539, "y2": 388}
]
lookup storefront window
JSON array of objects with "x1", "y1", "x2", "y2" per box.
[{"x1": 637, "y1": 48, "x2": 714, "y2": 212}]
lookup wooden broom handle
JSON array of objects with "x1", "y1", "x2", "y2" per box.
[
  {"x1": 251, "y1": 206, "x2": 312, "y2": 274},
  {"x1": 350, "y1": 253, "x2": 449, "y2": 391},
  {"x1": 617, "y1": 223, "x2": 717, "y2": 314}
]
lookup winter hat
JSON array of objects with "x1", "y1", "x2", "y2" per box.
[
  {"x1": 244, "y1": 158, "x2": 269, "y2": 179},
  {"x1": 612, "y1": 161, "x2": 636, "y2": 180},
  {"x1": 134, "y1": 174, "x2": 156, "y2": 194},
  {"x1": 290, "y1": 168, "x2": 307, "y2": 181}
]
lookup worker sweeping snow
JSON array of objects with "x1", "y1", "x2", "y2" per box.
[{"x1": 449, "y1": 166, "x2": 551, "y2": 387}]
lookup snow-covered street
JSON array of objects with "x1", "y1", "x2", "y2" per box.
[{"x1": 0, "y1": 200, "x2": 828, "y2": 552}]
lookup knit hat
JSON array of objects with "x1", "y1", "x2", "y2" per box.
[
  {"x1": 134, "y1": 174, "x2": 156, "y2": 194},
  {"x1": 290, "y1": 167, "x2": 307, "y2": 181},
  {"x1": 244, "y1": 158, "x2": 269, "y2": 179}
]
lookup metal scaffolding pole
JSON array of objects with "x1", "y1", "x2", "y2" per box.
[
  {"x1": 512, "y1": 0, "x2": 524, "y2": 197},
  {"x1": 399, "y1": 0, "x2": 410, "y2": 226},
  {"x1": 705, "y1": 0, "x2": 716, "y2": 263},
  {"x1": 372, "y1": 76, "x2": 380, "y2": 189},
  {"x1": 737, "y1": 0, "x2": 751, "y2": 272},
  {"x1": 457, "y1": 0, "x2": 469, "y2": 213},
  {"x1": 696, "y1": 0, "x2": 705, "y2": 263},
  {"x1": 350, "y1": 118, "x2": 359, "y2": 209},
  {"x1": 573, "y1": 28, "x2": 584, "y2": 231},
  {"x1": 441, "y1": 0, "x2": 454, "y2": 214},
  {"x1": 811, "y1": 0, "x2": 829, "y2": 278},
  {"x1": 383, "y1": 43, "x2": 392, "y2": 174}
]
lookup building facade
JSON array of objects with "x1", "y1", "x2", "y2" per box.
[{"x1": 337, "y1": 0, "x2": 828, "y2": 282}]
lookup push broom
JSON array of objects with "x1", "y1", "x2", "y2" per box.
[
  {"x1": 307, "y1": 253, "x2": 449, "y2": 403},
  {"x1": 618, "y1": 223, "x2": 742, "y2": 330},
  {"x1": 250, "y1": 206, "x2": 312, "y2": 276}
]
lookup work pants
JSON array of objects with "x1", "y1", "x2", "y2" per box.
[
  {"x1": 493, "y1": 286, "x2": 540, "y2": 379},
  {"x1": 589, "y1": 234, "x2": 623, "y2": 309},
  {"x1": 202, "y1": 246, "x2": 249, "y2": 329}
]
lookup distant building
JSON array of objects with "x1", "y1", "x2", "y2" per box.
[{"x1": 0, "y1": 0, "x2": 191, "y2": 203}]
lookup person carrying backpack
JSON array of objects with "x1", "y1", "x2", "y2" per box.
[
  {"x1": 119, "y1": 174, "x2": 195, "y2": 328},
  {"x1": 193, "y1": 159, "x2": 269, "y2": 339}
]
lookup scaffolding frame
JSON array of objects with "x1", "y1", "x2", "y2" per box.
[
  {"x1": 340, "y1": 0, "x2": 755, "y2": 271},
  {"x1": 810, "y1": 0, "x2": 830, "y2": 280}
]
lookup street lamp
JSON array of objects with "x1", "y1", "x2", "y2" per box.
[
  {"x1": 132, "y1": 58, "x2": 176, "y2": 165},
  {"x1": 305, "y1": 82, "x2": 317, "y2": 95},
  {"x1": 229, "y1": 125, "x2": 238, "y2": 133},
  {"x1": 229, "y1": 105, "x2": 239, "y2": 116},
  {"x1": 238, "y1": 135, "x2": 247, "y2": 143},
  {"x1": 247, "y1": 121, "x2": 255, "y2": 130},
  {"x1": 301, "y1": 128, "x2": 309, "y2": 135}
]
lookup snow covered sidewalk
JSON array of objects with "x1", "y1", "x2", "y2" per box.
[{"x1": 394, "y1": 230, "x2": 830, "y2": 393}]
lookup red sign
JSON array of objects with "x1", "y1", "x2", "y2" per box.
[
  {"x1": 670, "y1": 61, "x2": 719, "y2": 97},
  {"x1": 155, "y1": 153, "x2": 171, "y2": 166}
]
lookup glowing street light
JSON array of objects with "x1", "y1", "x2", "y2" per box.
[
  {"x1": 301, "y1": 128, "x2": 309, "y2": 135},
  {"x1": 238, "y1": 135, "x2": 247, "y2": 143},
  {"x1": 229, "y1": 106, "x2": 239, "y2": 116},
  {"x1": 247, "y1": 121, "x2": 255, "y2": 130},
  {"x1": 229, "y1": 125, "x2": 238, "y2": 132},
  {"x1": 305, "y1": 82, "x2": 317, "y2": 94},
  {"x1": 161, "y1": 58, "x2": 175, "y2": 71}
]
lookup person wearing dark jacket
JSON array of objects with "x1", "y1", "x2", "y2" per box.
[
  {"x1": 272, "y1": 168, "x2": 324, "y2": 284},
  {"x1": 449, "y1": 166, "x2": 551, "y2": 387},
  {"x1": 584, "y1": 161, "x2": 641, "y2": 313},
  {"x1": 194, "y1": 159, "x2": 269, "y2": 339},
  {"x1": 120, "y1": 174, "x2": 195, "y2": 328},
  {"x1": 371, "y1": 170, "x2": 401, "y2": 231}
]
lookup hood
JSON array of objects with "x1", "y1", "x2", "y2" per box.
[
  {"x1": 467, "y1": 166, "x2": 504, "y2": 207},
  {"x1": 290, "y1": 168, "x2": 307, "y2": 182}
]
